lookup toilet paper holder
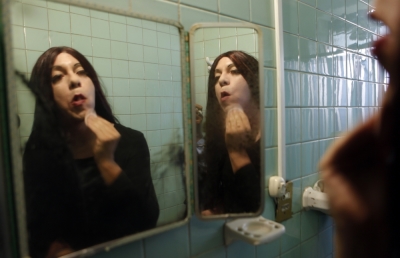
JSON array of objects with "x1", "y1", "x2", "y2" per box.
[{"x1": 302, "y1": 180, "x2": 330, "y2": 215}]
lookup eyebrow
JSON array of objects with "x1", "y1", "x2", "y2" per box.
[
  {"x1": 52, "y1": 62, "x2": 82, "y2": 72},
  {"x1": 215, "y1": 63, "x2": 236, "y2": 75}
]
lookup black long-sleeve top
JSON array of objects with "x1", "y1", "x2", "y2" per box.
[{"x1": 23, "y1": 124, "x2": 159, "y2": 257}]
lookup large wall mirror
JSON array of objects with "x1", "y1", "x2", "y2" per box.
[
  {"x1": 189, "y1": 23, "x2": 265, "y2": 219},
  {"x1": 3, "y1": 0, "x2": 189, "y2": 257}
]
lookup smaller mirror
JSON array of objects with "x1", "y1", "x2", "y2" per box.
[{"x1": 190, "y1": 23, "x2": 264, "y2": 219}]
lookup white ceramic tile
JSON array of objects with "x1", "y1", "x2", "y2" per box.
[
  {"x1": 25, "y1": 28, "x2": 49, "y2": 51},
  {"x1": 23, "y1": 4, "x2": 48, "y2": 29},
  {"x1": 91, "y1": 18, "x2": 110, "y2": 39},
  {"x1": 71, "y1": 14, "x2": 91, "y2": 36},
  {"x1": 111, "y1": 41, "x2": 128, "y2": 60}
]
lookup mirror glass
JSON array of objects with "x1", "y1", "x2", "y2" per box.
[
  {"x1": 9, "y1": 0, "x2": 186, "y2": 256},
  {"x1": 191, "y1": 26, "x2": 264, "y2": 218}
]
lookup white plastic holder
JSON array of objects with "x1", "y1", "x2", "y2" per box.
[
  {"x1": 302, "y1": 180, "x2": 330, "y2": 215},
  {"x1": 268, "y1": 176, "x2": 286, "y2": 198},
  {"x1": 224, "y1": 216, "x2": 285, "y2": 246}
]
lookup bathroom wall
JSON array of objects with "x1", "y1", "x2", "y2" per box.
[
  {"x1": 10, "y1": 0, "x2": 185, "y2": 227},
  {"x1": 5, "y1": 0, "x2": 387, "y2": 257}
]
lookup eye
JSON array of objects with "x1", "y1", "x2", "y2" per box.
[
  {"x1": 51, "y1": 74, "x2": 62, "y2": 84},
  {"x1": 77, "y1": 69, "x2": 87, "y2": 76},
  {"x1": 231, "y1": 69, "x2": 239, "y2": 75}
]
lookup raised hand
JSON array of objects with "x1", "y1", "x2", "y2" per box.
[{"x1": 225, "y1": 107, "x2": 251, "y2": 151}]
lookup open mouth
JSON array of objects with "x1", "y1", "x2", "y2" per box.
[
  {"x1": 221, "y1": 91, "x2": 230, "y2": 101},
  {"x1": 71, "y1": 94, "x2": 87, "y2": 106}
]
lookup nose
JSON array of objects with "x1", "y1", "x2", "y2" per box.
[
  {"x1": 218, "y1": 72, "x2": 229, "y2": 87},
  {"x1": 69, "y1": 73, "x2": 81, "y2": 89}
]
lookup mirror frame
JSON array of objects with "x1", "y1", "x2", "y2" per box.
[
  {"x1": 189, "y1": 22, "x2": 265, "y2": 220},
  {"x1": 1, "y1": 0, "x2": 192, "y2": 257}
]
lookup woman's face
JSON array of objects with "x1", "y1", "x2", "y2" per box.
[
  {"x1": 51, "y1": 53, "x2": 95, "y2": 122},
  {"x1": 214, "y1": 57, "x2": 251, "y2": 112},
  {"x1": 371, "y1": 0, "x2": 400, "y2": 76}
]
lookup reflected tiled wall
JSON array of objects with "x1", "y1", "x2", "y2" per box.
[
  {"x1": 6, "y1": 0, "x2": 389, "y2": 257},
  {"x1": 10, "y1": 0, "x2": 185, "y2": 227}
]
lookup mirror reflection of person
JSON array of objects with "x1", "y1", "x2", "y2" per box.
[
  {"x1": 201, "y1": 51, "x2": 261, "y2": 215},
  {"x1": 319, "y1": 1, "x2": 400, "y2": 257},
  {"x1": 22, "y1": 47, "x2": 159, "y2": 257}
]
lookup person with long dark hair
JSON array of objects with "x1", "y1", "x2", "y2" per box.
[
  {"x1": 200, "y1": 51, "x2": 261, "y2": 215},
  {"x1": 22, "y1": 47, "x2": 159, "y2": 257},
  {"x1": 320, "y1": 1, "x2": 400, "y2": 256}
]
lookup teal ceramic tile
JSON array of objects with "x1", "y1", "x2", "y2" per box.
[
  {"x1": 332, "y1": 17, "x2": 346, "y2": 48},
  {"x1": 11, "y1": 2, "x2": 23, "y2": 26},
  {"x1": 346, "y1": 0, "x2": 358, "y2": 24},
  {"x1": 220, "y1": 0, "x2": 250, "y2": 21},
  {"x1": 346, "y1": 52, "x2": 359, "y2": 79},
  {"x1": 298, "y1": 3, "x2": 316, "y2": 40},
  {"x1": 101, "y1": 77, "x2": 113, "y2": 96},
  {"x1": 301, "y1": 210, "x2": 319, "y2": 241},
  {"x1": 13, "y1": 49, "x2": 27, "y2": 73},
  {"x1": 359, "y1": 56, "x2": 369, "y2": 81},
  {"x1": 157, "y1": 32, "x2": 171, "y2": 50},
  {"x1": 332, "y1": 47, "x2": 346, "y2": 78},
  {"x1": 357, "y1": 28, "x2": 369, "y2": 56},
  {"x1": 369, "y1": 58, "x2": 378, "y2": 82},
  {"x1": 143, "y1": 62, "x2": 159, "y2": 80},
  {"x1": 156, "y1": 23, "x2": 170, "y2": 34},
  {"x1": 171, "y1": 66, "x2": 181, "y2": 82},
  {"x1": 21, "y1": 0, "x2": 46, "y2": 7},
  {"x1": 91, "y1": 18, "x2": 110, "y2": 39},
  {"x1": 110, "y1": 22, "x2": 127, "y2": 42},
  {"x1": 133, "y1": 1, "x2": 179, "y2": 22},
  {"x1": 113, "y1": 97, "x2": 130, "y2": 115},
  {"x1": 197, "y1": 246, "x2": 226, "y2": 258},
  {"x1": 317, "y1": 11, "x2": 332, "y2": 45},
  {"x1": 25, "y1": 28, "x2": 49, "y2": 51},
  {"x1": 302, "y1": 108, "x2": 319, "y2": 141},
  {"x1": 284, "y1": 33, "x2": 299, "y2": 70},
  {"x1": 158, "y1": 48, "x2": 171, "y2": 65},
  {"x1": 319, "y1": 138, "x2": 334, "y2": 160},
  {"x1": 301, "y1": 173, "x2": 319, "y2": 194},
  {"x1": 171, "y1": 50, "x2": 180, "y2": 66},
  {"x1": 26, "y1": 50, "x2": 42, "y2": 73},
  {"x1": 286, "y1": 144, "x2": 302, "y2": 181},
  {"x1": 180, "y1": 5, "x2": 218, "y2": 31},
  {"x1": 281, "y1": 213, "x2": 301, "y2": 253},
  {"x1": 281, "y1": 245, "x2": 301, "y2": 258},
  {"x1": 19, "y1": 114, "x2": 33, "y2": 137},
  {"x1": 251, "y1": 0, "x2": 274, "y2": 27},
  {"x1": 299, "y1": 38, "x2": 317, "y2": 73},
  {"x1": 220, "y1": 28, "x2": 237, "y2": 38},
  {"x1": 285, "y1": 108, "x2": 301, "y2": 144},
  {"x1": 129, "y1": 62, "x2": 145, "y2": 79},
  {"x1": 265, "y1": 108, "x2": 277, "y2": 148},
  {"x1": 317, "y1": 43, "x2": 333, "y2": 76},
  {"x1": 71, "y1": 14, "x2": 91, "y2": 36},
  {"x1": 301, "y1": 73, "x2": 318, "y2": 106},
  {"x1": 282, "y1": 0, "x2": 298, "y2": 34},
  {"x1": 49, "y1": 31, "x2": 71, "y2": 47},
  {"x1": 358, "y1": 1, "x2": 369, "y2": 29},
  {"x1": 204, "y1": 39, "x2": 220, "y2": 59},
  {"x1": 92, "y1": 38, "x2": 111, "y2": 58},
  {"x1": 300, "y1": 0, "x2": 315, "y2": 6},
  {"x1": 12, "y1": 25, "x2": 25, "y2": 49},
  {"x1": 256, "y1": 238, "x2": 280, "y2": 258},
  {"x1": 262, "y1": 27, "x2": 276, "y2": 67},
  {"x1": 91, "y1": 240, "x2": 143, "y2": 258},
  {"x1": 159, "y1": 65, "x2": 172, "y2": 81},
  {"x1": 317, "y1": 0, "x2": 331, "y2": 13},
  {"x1": 180, "y1": 0, "x2": 218, "y2": 12},
  {"x1": 144, "y1": 224, "x2": 189, "y2": 258},
  {"x1": 317, "y1": 226, "x2": 333, "y2": 257},
  {"x1": 142, "y1": 20, "x2": 156, "y2": 30},
  {"x1": 143, "y1": 46, "x2": 158, "y2": 63},
  {"x1": 291, "y1": 179, "x2": 302, "y2": 213},
  {"x1": 48, "y1": 10, "x2": 70, "y2": 33},
  {"x1": 301, "y1": 141, "x2": 320, "y2": 176},
  {"x1": 346, "y1": 22, "x2": 358, "y2": 51},
  {"x1": 285, "y1": 71, "x2": 301, "y2": 107},
  {"x1": 319, "y1": 76, "x2": 334, "y2": 107},
  {"x1": 347, "y1": 80, "x2": 360, "y2": 106},
  {"x1": 109, "y1": 13, "x2": 126, "y2": 24},
  {"x1": 334, "y1": 108, "x2": 347, "y2": 136},
  {"x1": 111, "y1": 41, "x2": 128, "y2": 60},
  {"x1": 160, "y1": 97, "x2": 173, "y2": 113},
  {"x1": 146, "y1": 130, "x2": 161, "y2": 147},
  {"x1": 319, "y1": 108, "x2": 335, "y2": 139},
  {"x1": 264, "y1": 148, "x2": 278, "y2": 184},
  {"x1": 143, "y1": 29, "x2": 157, "y2": 47},
  {"x1": 17, "y1": 91, "x2": 35, "y2": 114},
  {"x1": 72, "y1": 35, "x2": 92, "y2": 57},
  {"x1": 127, "y1": 26, "x2": 143, "y2": 44},
  {"x1": 90, "y1": 9, "x2": 109, "y2": 20},
  {"x1": 227, "y1": 241, "x2": 255, "y2": 258},
  {"x1": 238, "y1": 34, "x2": 256, "y2": 53},
  {"x1": 23, "y1": 4, "x2": 48, "y2": 30},
  {"x1": 318, "y1": 213, "x2": 333, "y2": 233},
  {"x1": 264, "y1": 68, "x2": 277, "y2": 107},
  {"x1": 334, "y1": 78, "x2": 347, "y2": 106},
  {"x1": 300, "y1": 236, "x2": 318, "y2": 258},
  {"x1": 113, "y1": 78, "x2": 130, "y2": 97},
  {"x1": 170, "y1": 35, "x2": 180, "y2": 51},
  {"x1": 70, "y1": 6, "x2": 89, "y2": 16},
  {"x1": 146, "y1": 114, "x2": 161, "y2": 130},
  {"x1": 127, "y1": 17, "x2": 142, "y2": 27},
  {"x1": 220, "y1": 37, "x2": 237, "y2": 54},
  {"x1": 112, "y1": 59, "x2": 129, "y2": 78}
]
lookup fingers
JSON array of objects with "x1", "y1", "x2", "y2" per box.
[
  {"x1": 225, "y1": 108, "x2": 251, "y2": 134},
  {"x1": 86, "y1": 115, "x2": 119, "y2": 140}
]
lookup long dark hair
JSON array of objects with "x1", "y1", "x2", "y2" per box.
[{"x1": 201, "y1": 51, "x2": 259, "y2": 211}]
